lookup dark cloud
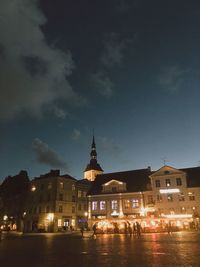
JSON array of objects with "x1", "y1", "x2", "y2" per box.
[
  {"x1": 98, "y1": 136, "x2": 122, "y2": 157},
  {"x1": 101, "y1": 33, "x2": 130, "y2": 68},
  {"x1": 90, "y1": 72, "x2": 114, "y2": 98},
  {"x1": 71, "y1": 129, "x2": 81, "y2": 140},
  {"x1": 0, "y1": 0, "x2": 85, "y2": 121},
  {"x1": 33, "y1": 138, "x2": 67, "y2": 169}
]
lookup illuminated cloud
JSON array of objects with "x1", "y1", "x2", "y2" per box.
[
  {"x1": 0, "y1": 0, "x2": 84, "y2": 121},
  {"x1": 33, "y1": 138, "x2": 67, "y2": 169}
]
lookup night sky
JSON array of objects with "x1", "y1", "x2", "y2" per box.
[{"x1": 1, "y1": 0, "x2": 200, "y2": 181}]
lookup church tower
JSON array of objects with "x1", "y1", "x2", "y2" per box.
[{"x1": 84, "y1": 136, "x2": 103, "y2": 181}]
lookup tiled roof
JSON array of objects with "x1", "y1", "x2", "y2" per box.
[
  {"x1": 87, "y1": 168, "x2": 152, "y2": 195},
  {"x1": 181, "y1": 167, "x2": 200, "y2": 187}
]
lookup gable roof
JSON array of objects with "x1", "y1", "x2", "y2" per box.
[{"x1": 87, "y1": 168, "x2": 152, "y2": 195}]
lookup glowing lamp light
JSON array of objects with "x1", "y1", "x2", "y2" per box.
[
  {"x1": 159, "y1": 188, "x2": 180, "y2": 194},
  {"x1": 47, "y1": 213, "x2": 54, "y2": 221},
  {"x1": 3, "y1": 215, "x2": 8, "y2": 221},
  {"x1": 31, "y1": 185, "x2": 36, "y2": 192},
  {"x1": 162, "y1": 214, "x2": 192, "y2": 219},
  {"x1": 140, "y1": 207, "x2": 147, "y2": 216},
  {"x1": 111, "y1": 210, "x2": 119, "y2": 216},
  {"x1": 84, "y1": 212, "x2": 88, "y2": 217}
]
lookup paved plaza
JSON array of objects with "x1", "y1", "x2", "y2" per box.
[{"x1": 0, "y1": 231, "x2": 199, "y2": 267}]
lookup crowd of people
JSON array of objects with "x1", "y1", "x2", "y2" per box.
[{"x1": 80, "y1": 221, "x2": 142, "y2": 238}]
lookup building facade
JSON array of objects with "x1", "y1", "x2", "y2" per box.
[
  {"x1": 87, "y1": 166, "x2": 200, "y2": 232},
  {"x1": 24, "y1": 170, "x2": 90, "y2": 232}
]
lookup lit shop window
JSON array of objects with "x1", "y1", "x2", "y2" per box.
[
  {"x1": 58, "y1": 219, "x2": 62, "y2": 227},
  {"x1": 100, "y1": 201, "x2": 106, "y2": 210},
  {"x1": 132, "y1": 199, "x2": 139, "y2": 208},
  {"x1": 124, "y1": 199, "x2": 130, "y2": 209},
  {"x1": 176, "y1": 178, "x2": 182, "y2": 186},
  {"x1": 155, "y1": 180, "x2": 160, "y2": 188},
  {"x1": 165, "y1": 179, "x2": 171, "y2": 187},
  {"x1": 92, "y1": 201, "x2": 98, "y2": 210},
  {"x1": 111, "y1": 200, "x2": 118, "y2": 210}
]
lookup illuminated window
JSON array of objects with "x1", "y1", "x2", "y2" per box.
[
  {"x1": 188, "y1": 192, "x2": 195, "y2": 201},
  {"x1": 111, "y1": 200, "x2": 118, "y2": 210},
  {"x1": 176, "y1": 178, "x2": 182, "y2": 186},
  {"x1": 155, "y1": 180, "x2": 160, "y2": 187},
  {"x1": 165, "y1": 179, "x2": 171, "y2": 187},
  {"x1": 48, "y1": 182, "x2": 52, "y2": 189},
  {"x1": 124, "y1": 199, "x2": 130, "y2": 209},
  {"x1": 167, "y1": 194, "x2": 173, "y2": 202},
  {"x1": 156, "y1": 194, "x2": 162, "y2": 202},
  {"x1": 100, "y1": 201, "x2": 106, "y2": 210},
  {"x1": 92, "y1": 201, "x2": 98, "y2": 210},
  {"x1": 78, "y1": 190, "x2": 82, "y2": 198},
  {"x1": 132, "y1": 199, "x2": 139, "y2": 208},
  {"x1": 58, "y1": 205, "x2": 63, "y2": 213},
  {"x1": 179, "y1": 193, "x2": 185, "y2": 201},
  {"x1": 72, "y1": 184, "x2": 75, "y2": 191},
  {"x1": 58, "y1": 219, "x2": 62, "y2": 227},
  {"x1": 60, "y1": 182, "x2": 64, "y2": 189}
]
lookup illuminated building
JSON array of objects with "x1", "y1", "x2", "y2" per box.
[
  {"x1": 24, "y1": 170, "x2": 90, "y2": 232},
  {"x1": 87, "y1": 165, "x2": 200, "y2": 232},
  {"x1": 84, "y1": 136, "x2": 103, "y2": 181}
]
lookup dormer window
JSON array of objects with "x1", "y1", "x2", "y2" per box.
[
  {"x1": 112, "y1": 187, "x2": 117, "y2": 192},
  {"x1": 102, "y1": 179, "x2": 127, "y2": 193}
]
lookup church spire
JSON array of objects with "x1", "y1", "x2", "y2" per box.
[
  {"x1": 84, "y1": 135, "x2": 103, "y2": 181},
  {"x1": 90, "y1": 135, "x2": 97, "y2": 160}
]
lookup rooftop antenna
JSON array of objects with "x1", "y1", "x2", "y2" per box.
[{"x1": 161, "y1": 157, "x2": 168, "y2": 166}]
